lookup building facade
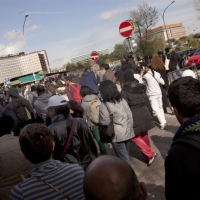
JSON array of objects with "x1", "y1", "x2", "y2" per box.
[
  {"x1": 145, "y1": 23, "x2": 186, "y2": 41},
  {"x1": 69, "y1": 49, "x2": 109, "y2": 63},
  {"x1": 0, "y1": 50, "x2": 50, "y2": 84}
]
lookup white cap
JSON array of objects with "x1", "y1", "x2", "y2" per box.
[
  {"x1": 44, "y1": 95, "x2": 68, "y2": 110},
  {"x1": 182, "y1": 69, "x2": 196, "y2": 79}
]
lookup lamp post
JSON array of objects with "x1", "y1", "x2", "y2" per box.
[
  {"x1": 0, "y1": 44, "x2": 13, "y2": 53},
  {"x1": 157, "y1": 1, "x2": 175, "y2": 46},
  {"x1": 0, "y1": 44, "x2": 13, "y2": 84},
  {"x1": 14, "y1": 13, "x2": 36, "y2": 82}
]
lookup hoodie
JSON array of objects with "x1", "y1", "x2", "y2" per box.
[
  {"x1": 9, "y1": 160, "x2": 85, "y2": 200},
  {"x1": 80, "y1": 71, "x2": 99, "y2": 94},
  {"x1": 81, "y1": 94, "x2": 100, "y2": 127},
  {"x1": 33, "y1": 93, "x2": 51, "y2": 123},
  {"x1": 27, "y1": 91, "x2": 38, "y2": 107}
]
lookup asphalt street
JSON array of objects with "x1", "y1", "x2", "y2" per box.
[{"x1": 105, "y1": 111, "x2": 179, "y2": 200}]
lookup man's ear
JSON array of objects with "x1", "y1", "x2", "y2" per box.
[
  {"x1": 20, "y1": 151, "x2": 27, "y2": 160},
  {"x1": 139, "y1": 182, "x2": 147, "y2": 200}
]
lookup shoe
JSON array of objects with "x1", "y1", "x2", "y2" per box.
[
  {"x1": 147, "y1": 153, "x2": 158, "y2": 166},
  {"x1": 160, "y1": 123, "x2": 167, "y2": 130}
]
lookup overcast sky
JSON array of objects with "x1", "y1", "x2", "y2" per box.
[{"x1": 0, "y1": 0, "x2": 198, "y2": 69}]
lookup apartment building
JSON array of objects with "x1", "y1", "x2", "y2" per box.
[{"x1": 145, "y1": 23, "x2": 186, "y2": 41}]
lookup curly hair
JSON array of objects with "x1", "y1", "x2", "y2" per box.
[
  {"x1": 20, "y1": 124, "x2": 54, "y2": 164},
  {"x1": 151, "y1": 55, "x2": 164, "y2": 70}
]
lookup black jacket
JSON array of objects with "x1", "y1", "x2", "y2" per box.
[
  {"x1": 165, "y1": 132, "x2": 200, "y2": 200},
  {"x1": 121, "y1": 82, "x2": 155, "y2": 135},
  {"x1": 169, "y1": 52, "x2": 178, "y2": 72},
  {"x1": 48, "y1": 114, "x2": 98, "y2": 170},
  {"x1": 2, "y1": 88, "x2": 35, "y2": 136}
]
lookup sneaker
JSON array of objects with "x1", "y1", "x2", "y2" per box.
[
  {"x1": 147, "y1": 153, "x2": 158, "y2": 166},
  {"x1": 160, "y1": 123, "x2": 167, "y2": 130}
]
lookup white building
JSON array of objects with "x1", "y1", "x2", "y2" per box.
[{"x1": 0, "y1": 50, "x2": 50, "y2": 84}]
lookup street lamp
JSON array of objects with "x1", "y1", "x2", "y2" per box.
[
  {"x1": 23, "y1": 13, "x2": 29, "y2": 36},
  {"x1": 0, "y1": 44, "x2": 13, "y2": 53},
  {"x1": 13, "y1": 30, "x2": 36, "y2": 82},
  {"x1": 0, "y1": 44, "x2": 13, "y2": 84},
  {"x1": 14, "y1": 13, "x2": 36, "y2": 82},
  {"x1": 157, "y1": 1, "x2": 175, "y2": 46}
]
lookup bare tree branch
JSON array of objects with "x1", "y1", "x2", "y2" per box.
[
  {"x1": 129, "y1": 1, "x2": 159, "y2": 57},
  {"x1": 193, "y1": 0, "x2": 200, "y2": 19}
]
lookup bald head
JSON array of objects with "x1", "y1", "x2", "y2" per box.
[{"x1": 83, "y1": 156, "x2": 147, "y2": 200}]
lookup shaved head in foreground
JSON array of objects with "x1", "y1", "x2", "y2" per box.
[{"x1": 83, "y1": 155, "x2": 147, "y2": 200}]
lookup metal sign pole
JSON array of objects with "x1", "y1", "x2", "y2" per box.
[{"x1": 128, "y1": 37, "x2": 133, "y2": 52}]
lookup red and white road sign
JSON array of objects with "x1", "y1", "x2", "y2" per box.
[
  {"x1": 119, "y1": 21, "x2": 133, "y2": 37},
  {"x1": 91, "y1": 51, "x2": 99, "y2": 61}
]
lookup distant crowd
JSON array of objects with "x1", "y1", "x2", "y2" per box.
[{"x1": 0, "y1": 50, "x2": 199, "y2": 200}]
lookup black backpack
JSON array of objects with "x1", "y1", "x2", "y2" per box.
[{"x1": 12, "y1": 100, "x2": 34, "y2": 128}]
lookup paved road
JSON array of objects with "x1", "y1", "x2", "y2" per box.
[{"x1": 104, "y1": 111, "x2": 179, "y2": 200}]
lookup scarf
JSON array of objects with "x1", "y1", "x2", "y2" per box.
[{"x1": 173, "y1": 114, "x2": 200, "y2": 141}]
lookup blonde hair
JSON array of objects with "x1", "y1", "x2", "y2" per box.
[{"x1": 151, "y1": 55, "x2": 164, "y2": 70}]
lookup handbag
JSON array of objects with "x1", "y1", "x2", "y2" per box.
[
  {"x1": 59, "y1": 118, "x2": 76, "y2": 160},
  {"x1": 100, "y1": 104, "x2": 115, "y2": 143}
]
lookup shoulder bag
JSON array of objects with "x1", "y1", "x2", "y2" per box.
[
  {"x1": 59, "y1": 118, "x2": 76, "y2": 160},
  {"x1": 99, "y1": 103, "x2": 115, "y2": 143}
]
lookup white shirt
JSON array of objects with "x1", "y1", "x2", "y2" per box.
[{"x1": 140, "y1": 70, "x2": 165, "y2": 96}]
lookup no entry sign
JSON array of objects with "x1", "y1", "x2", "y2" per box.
[
  {"x1": 119, "y1": 20, "x2": 135, "y2": 37},
  {"x1": 91, "y1": 51, "x2": 99, "y2": 61}
]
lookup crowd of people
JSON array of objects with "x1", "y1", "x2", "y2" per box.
[{"x1": 0, "y1": 49, "x2": 199, "y2": 200}]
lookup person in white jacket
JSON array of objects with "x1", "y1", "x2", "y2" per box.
[{"x1": 140, "y1": 64, "x2": 167, "y2": 129}]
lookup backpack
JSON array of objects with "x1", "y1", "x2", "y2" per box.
[
  {"x1": 88, "y1": 100, "x2": 101, "y2": 124},
  {"x1": 70, "y1": 84, "x2": 82, "y2": 103},
  {"x1": 13, "y1": 100, "x2": 33, "y2": 128}
]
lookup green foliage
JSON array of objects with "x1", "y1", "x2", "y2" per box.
[
  {"x1": 136, "y1": 36, "x2": 165, "y2": 57},
  {"x1": 167, "y1": 38, "x2": 176, "y2": 43},
  {"x1": 96, "y1": 54, "x2": 110, "y2": 66},
  {"x1": 109, "y1": 44, "x2": 128, "y2": 61},
  {"x1": 63, "y1": 61, "x2": 92, "y2": 71},
  {"x1": 194, "y1": 33, "x2": 200, "y2": 38},
  {"x1": 189, "y1": 39, "x2": 199, "y2": 48}
]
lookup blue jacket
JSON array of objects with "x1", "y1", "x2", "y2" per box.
[{"x1": 80, "y1": 71, "x2": 99, "y2": 93}]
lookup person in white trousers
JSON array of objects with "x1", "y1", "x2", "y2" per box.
[{"x1": 140, "y1": 63, "x2": 167, "y2": 130}]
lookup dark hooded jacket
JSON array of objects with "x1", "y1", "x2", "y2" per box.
[
  {"x1": 121, "y1": 81, "x2": 155, "y2": 135},
  {"x1": 2, "y1": 88, "x2": 35, "y2": 135},
  {"x1": 48, "y1": 114, "x2": 98, "y2": 171},
  {"x1": 165, "y1": 115, "x2": 200, "y2": 200},
  {"x1": 80, "y1": 71, "x2": 99, "y2": 94},
  {"x1": 169, "y1": 51, "x2": 178, "y2": 72}
]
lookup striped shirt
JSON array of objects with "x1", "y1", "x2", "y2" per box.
[{"x1": 9, "y1": 159, "x2": 85, "y2": 200}]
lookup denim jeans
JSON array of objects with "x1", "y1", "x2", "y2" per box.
[
  {"x1": 112, "y1": 140, "x2": 131, "y2": 165},
  {"x1": 149, "y1": 94, "x2": 166, "y2": 126}
]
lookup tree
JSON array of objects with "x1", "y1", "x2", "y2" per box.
[
  {"x1": 193, "y1": 0, "x2": 200, "y2": 19},
  {"x1": 194, "y1": 33, "x2": 200, "y2": 38},
  {"x1": 96, "y1": 54, "x2": 110, "y2": 66},
  {"x1": 130, "y1": 1, "x2": 159, "y2": 58},
  {"x1": 109, "y1": 44, "x2": 128, "y2": 61},
  {"x1": 167, "y1": 38, "x2": 176, "y2": 43},
  {"x1": 189, "y1": 39, "x2": 199, "y2": 48},
  {"x1": 135, "y1": 36, "x2": 165, "y2": 57}
]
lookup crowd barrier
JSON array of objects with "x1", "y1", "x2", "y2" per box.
[{"x1": 167, "y1": 65, "x2": 199, "y2": 84}]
